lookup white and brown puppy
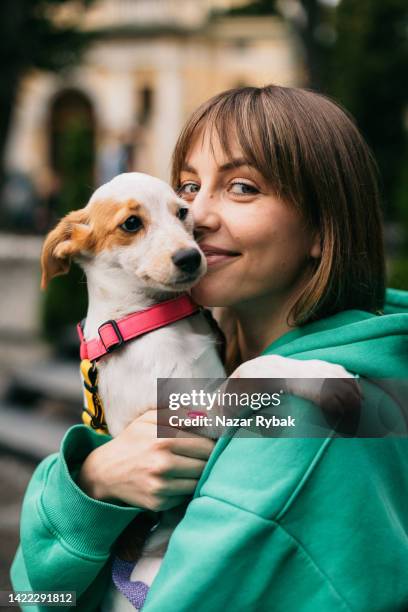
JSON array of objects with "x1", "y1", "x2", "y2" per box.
[{"x1": 41, "y1": 172, "x2": 226, "y2": 436}]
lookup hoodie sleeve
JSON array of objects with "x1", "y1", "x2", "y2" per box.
[{"x1": 10, "y1": 425, "x2": 141, "y2": 610}]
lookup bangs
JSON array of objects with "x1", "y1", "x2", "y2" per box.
[{"x1": 171, "y1": 87, "x2": 299, "y2": 208}]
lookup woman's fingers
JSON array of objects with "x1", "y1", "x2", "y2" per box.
[
  {"x1": 166, "y1": 435, "x2": 215, "y2": 459},
  {"x1": 153, "y1": 495, "x2": 191, "y2": 512},
  {"x1": 160, "y1": 478, "x2": 203, "y2": 496},
  {"x1": 137, "y1": 408, "x2": 158, "y2": 424},
  {"x1": 165, "y1": 455, "x2": 208, "y2": 478}
]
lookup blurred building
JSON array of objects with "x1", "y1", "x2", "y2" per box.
[{"x1": 5, "y1": 0, "x2": 301, "y2": 189}]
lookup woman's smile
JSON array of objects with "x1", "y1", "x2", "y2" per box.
[{"x1": 199, "y1": 243, "x2": 241, "y2": 268}]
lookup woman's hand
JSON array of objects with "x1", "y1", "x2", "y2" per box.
[{"x1": 78, "y1": 409, "x2": 215, "y2": 510}]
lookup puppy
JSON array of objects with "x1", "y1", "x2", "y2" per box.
[
  {"x1": 41, "y1": 172, "x2": 358, "y2": 611},
  {"x1": 41, "y1": 172, "x2": 226, "y2": 436}
]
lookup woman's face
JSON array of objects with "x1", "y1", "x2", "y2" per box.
[{"x1": 178, "y1": 130, "x2": 320, "y2": 309}]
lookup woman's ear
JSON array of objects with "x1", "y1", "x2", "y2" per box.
[
  {"x1": 41, "y1": 208, "x2": 92, "y2": 289},
  {"x1": 310, "y1": 232, "x2": 322, "y2": 260}
]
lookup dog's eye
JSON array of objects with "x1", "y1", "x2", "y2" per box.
[
  {"x1": 120, "y1": 216, "x2": 143, "y2": 233},
  {"x1": 177, "y1": 207, "x2": 189, "y2": 221}
]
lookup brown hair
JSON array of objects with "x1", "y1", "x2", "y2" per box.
[{"x1": 171, "y1": 85, "x2": 385, "y2": 326}]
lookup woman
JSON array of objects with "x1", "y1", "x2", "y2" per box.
[{"x1": 11, "y1": 85, "x2": 408, "y2": 611}]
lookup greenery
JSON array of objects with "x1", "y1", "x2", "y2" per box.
[
  {"x1": 42, "y1": 118, "x2": 93, "y2": 348},
  {"x1": 0, "y1": 0, "x2": 94, "y2": 180},
  {"x1": 325, "y1": 0, "x2": 408, "y2": 224},
  {"x1": 53, "y1": 116, "x2": 94, "y2": 217},
  {"x1": 306, "y1": 0, "x2": 408, "y2": 283},
  {"x1": 389, "y1": 259, "x2": 408, "y2": 291}
]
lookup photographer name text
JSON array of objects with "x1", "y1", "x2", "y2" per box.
[{"x1": 168, "y1": 414, "x2": 296, "y2": 428}]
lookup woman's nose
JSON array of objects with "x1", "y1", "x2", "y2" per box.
[{"x1": 192, "y1": 188, "x2": 221, "y2": 232}]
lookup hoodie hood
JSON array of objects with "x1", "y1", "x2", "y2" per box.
[{"x1": 263, "y1": 288, "x2": 408, "y2": 378}]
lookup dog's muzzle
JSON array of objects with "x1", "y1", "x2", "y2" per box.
[{"x1": 172, "y1": 248, "x2": 202, "y2": 275}]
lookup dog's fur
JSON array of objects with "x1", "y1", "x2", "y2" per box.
[{"x1": 41, "y1": 173, "x2": 226, "y2": 436}]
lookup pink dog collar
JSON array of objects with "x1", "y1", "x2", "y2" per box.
[{"x1": 77, "y1": 294, "x2": 200, "y2": 362}]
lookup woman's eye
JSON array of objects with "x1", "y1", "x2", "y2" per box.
[
  {"x1": 178, "y1": 182, "x2": 200, "y2": 200},
  {"x1": 177, "y1": 207, "x2": 189, "y2": 221},
  {"x1": 120, "y1": 215, "x2": 143, "y2": 233},
  {"x1": 229, "y1": 182, "x2": 259, "y2": 196}
]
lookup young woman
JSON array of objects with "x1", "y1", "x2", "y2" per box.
[{"x1": 11, "y1": 86, "x2": 408, "y2": 611}]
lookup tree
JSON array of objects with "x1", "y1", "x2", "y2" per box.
[
  {"x1": 282, "y1": 0, "x2": 330, "y2": 91},
  {"x1": 323, "y1": 0, "x2": 408, "y2": 209},
  {"x1": 0, "y1": 0, "x2": 94, "y2": 179},
  {"x1": 42, "y1": 119, "x2": 93, "y2": 349}
]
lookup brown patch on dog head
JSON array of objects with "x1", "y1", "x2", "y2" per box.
[
  {"x1": 41, "y1": 198, "x2": 149, "y2": 289},
  {"x1": 86, "y1": 198, "x2": 148, "y2": 253},
  {"x1": 41, "y1": 208, "x2": 92, "y2": 289}
]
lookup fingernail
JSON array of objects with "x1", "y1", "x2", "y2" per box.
[{"x1": 187, "y1": 410, "x2": 207, "y2": 418}]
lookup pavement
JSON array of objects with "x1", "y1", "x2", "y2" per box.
[
  {"x1": 0, "y1": 359, "x2": 81, "y2": 459},
  {"x1": 0, "y1": 358, "x2": 82, "y2": 598},
  {"x1": 0, "y1": 398, "x2": 78, "y2": 597},
  {"x1": 0, "y1": 403, "x2": 74, "y2": 462},
  {"x1": 0, "y1": 452, "x2": 35, "y2": 593}
]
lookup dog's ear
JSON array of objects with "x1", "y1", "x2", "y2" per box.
[{"x1": 41, "y1": 208, "x2": 92, "y2": 289}]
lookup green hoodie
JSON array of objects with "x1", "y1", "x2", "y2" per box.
[{"x1": 11, "y1": 289, "x2": 408, "y2": 611}]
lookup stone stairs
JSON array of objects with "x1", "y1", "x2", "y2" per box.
[{"x1": 0, "y1": 360, "x2": 82, "y2": 462}]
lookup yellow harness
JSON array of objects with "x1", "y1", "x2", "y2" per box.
[
  {"x1": 80, "y1": 359, "x2": 109, "y2": 435},
  {"x1": 78, "y1": 305, "x2": 225, "y2": 437}
]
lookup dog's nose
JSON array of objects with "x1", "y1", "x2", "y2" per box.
[{"x1": 172, "y1": 248, "x2": 202, "y2": 274}]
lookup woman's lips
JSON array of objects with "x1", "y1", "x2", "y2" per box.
[
  {"x1": 200, "y1": 244, "x2": 241, "y2": 267},
  {"x1": 205, "y1": 254, "x2": 238, "y2": 266}
]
